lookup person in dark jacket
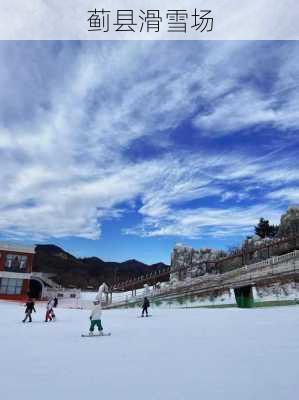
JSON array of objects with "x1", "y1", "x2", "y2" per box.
[
  {"x1": 22, "y1": 298, "x2": 36, "y2": 323},
  {"x1": 141, "y1": 297, "x2": 150, "y2": 317},
  {"x1": 53, "y1": 296, "x2": 58, "y2": 308}
]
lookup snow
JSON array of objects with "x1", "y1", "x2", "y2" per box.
[
  {"x1": 80, "y1": 290, "x2": 98, "y2": 300},
  {"x1": 1, "y1": 301, "x2": 299, "y2": 400}
]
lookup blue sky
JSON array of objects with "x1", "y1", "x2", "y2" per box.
[{"x1": 0, "y1": 41, "x2": 298, "y2": 264}]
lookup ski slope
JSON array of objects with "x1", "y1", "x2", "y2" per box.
[{"x1": 0, "y1": 301, "x2": 299, "y2": 400}]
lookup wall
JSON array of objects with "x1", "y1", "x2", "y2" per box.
[
  {"x1": 0, "y1": 247, "x2": 34, "y2": 299},
  {"x1": 253, "y1": 281, "x2": 299, "y2": 304}
]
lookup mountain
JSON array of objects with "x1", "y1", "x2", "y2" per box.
[{"x1": 33, "y1": 245, "x2": 169, "y2": 289}]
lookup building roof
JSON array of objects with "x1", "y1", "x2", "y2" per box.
[{"x1": 0, "y1": 242, "x2": 36, "y2": 254}]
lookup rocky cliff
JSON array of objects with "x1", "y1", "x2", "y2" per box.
[
  {"x1": 277, "y1": 206, "x2": 299, "y2": 237},
  {"x1": 171, "y1": 244, "x2": 226, "y2": 281},
  {"x1": 171, "y1": 207, "x2": 299, "y2": 282}
]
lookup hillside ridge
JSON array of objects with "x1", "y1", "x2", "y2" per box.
[{"x1": 33, "y1": 244, "x2": 169, "y2": 289}]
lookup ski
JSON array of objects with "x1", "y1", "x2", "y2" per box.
[
  {"x1": 81, "y1": 332, "x2": 111, "y2": 337},
  {"x1": 138, "y1": 315, "x2": 152, "y2": 318}
]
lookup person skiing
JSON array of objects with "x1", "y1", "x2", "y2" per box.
[
  {"x1": 89, "y1": 300, "x2": 103, "y2": 335},
  {"x1": 45, "y1": 298, "x2": 55, "y2": 322},
  {"x1": 141, "y1": 297, "x2": 150, "y2": 317},
  {"x1": 53, "y1": 296, "x2": 58, "y2": 308},
  {"x1": 22, "y1": 298, "x2": 36, "y2": 323}
]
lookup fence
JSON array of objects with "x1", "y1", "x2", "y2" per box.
[
  {"x1": 107, "y1": 250, "x2": 299, "y2": 308},
  {"x1": 113, "y1": 234, "x2": 299, "y2": 292}
]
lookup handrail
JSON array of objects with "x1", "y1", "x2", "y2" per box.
[
  {"x1": 109, "y1": 250, "x2": 299, "y2": 306},
  {"x1": 112, "y1": 234, "x2": 299, "y2": 291}
]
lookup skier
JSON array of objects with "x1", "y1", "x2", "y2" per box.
[
  {"x1": 141, "y1": 297, "x2": 150, "y2": 317},
  {"x1": 53, "y1": 296, "x2": 58, "y2": 308},
  {"x1": 89, "y1": 300, "x2": 103, "y2": 335},
  {"x1": 45, "y1": 298, "x2": 55, "y2": 322},
  {"x1": 22, "y1": 298, "x2": 36, "y2": 323}
]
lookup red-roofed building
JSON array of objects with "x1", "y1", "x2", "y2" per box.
[{"x1": 0, "y1": 243, "x2": 35, "y2": 300}]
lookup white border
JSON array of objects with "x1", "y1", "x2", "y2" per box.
[{"x1": 0, "y1": 0, "x2": 298, "y2": 40}]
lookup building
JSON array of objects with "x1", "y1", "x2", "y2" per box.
[
  {"x1": 0, "y1": 242, "x2": 35, "y2": 300},
  {"x1": 0, "y1": 242, "x2": 83, "y2": 302}
]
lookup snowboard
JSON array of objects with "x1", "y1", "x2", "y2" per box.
[{"x1": 81, "y1": 332, "x2": 111, "y2": 337}]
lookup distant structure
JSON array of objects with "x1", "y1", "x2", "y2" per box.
[
  {"x1": 170, "y1": 206, "x2": 299, "y2": 284},
  {"x1": 95, "y1": 282, "x2": 111, "y2": 305},
  {"x1": 108, "y1": 206, "x2": 299, "y2": 309},
  {"x1": 0, "y1": 242, "x2": 80, "y2": 301},
  {"x1": 170, "y1": 245, "x2": 225, "y2": 282},
  {"x1": 0, "y1": 243, "x2": 35, "y2": 300}
]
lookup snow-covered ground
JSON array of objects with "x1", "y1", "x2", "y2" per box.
[{"x1": 1, "y1": 301, "x2": 299, "y2": 400}]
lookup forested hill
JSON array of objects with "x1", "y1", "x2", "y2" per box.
[{"x1": 33, "y1": 245, "x2": 169, "y2": 289}]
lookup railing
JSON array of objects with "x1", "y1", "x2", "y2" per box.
[
  {"x1": 112, "y1": 234, "x2": 299, "y2": 292},
  {"x1": 43, "y1": 287, "x2": 81, "y2": 302},
  {"x1": 0, "y1": 242, "x2": 35, "y2": 254},
  {"x1": 107, "y1": 250, "x2": 299, "y2": 308},
  {"x1": 113, "y1": 267, "x2": 171, "y2": 290},
  {"x1": 207, "y1": 250, "x2": 299, "y2": 288},
  {"x1": 31, "y1": 272, "x2": 62, "y2": 289},
  {"x1": 244, "y1": 250, "x2": 299, "y2": 271}
]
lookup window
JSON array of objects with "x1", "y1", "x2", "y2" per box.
[
  {"x1": 0, "y1": 278, "x2": 23, "y2": 295},
  {"x1": 5, "y1": 254, "x2": 28, "y2": 272}
]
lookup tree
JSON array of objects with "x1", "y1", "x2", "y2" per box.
[
  {"x1": 255, "y1": 218, "x2": 279, "y2": 238},
  {"x1": 268, "y1": 224, "x2": 279, "y2": 238}
]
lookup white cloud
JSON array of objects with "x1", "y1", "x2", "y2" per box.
[
  {"x1": 124, "y1": 152, "x2": 297, "y2": 239},
  {"x1": 0, "y1": 41, "x2": 298, "y2": 242},
  {"x1": 193, "y1": 88, "x2": 276, "y2": 134},
  {"x1": 267, "y1": 188, "x2": 299, "y2": 204},
  {"x1": 125, "y1": 204, "x2": 283, "y2": 239},
  {"x1": 192, "y1": 42, "x2": 299, "y2": 135}
]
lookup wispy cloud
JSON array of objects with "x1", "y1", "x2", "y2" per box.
[
  {"x1": 0, "y1": 41, "x2": 298, "y2": 242},
  {"x1": 267, "y1": 187, "x2": 299, "y2": 204},
  {"x1": 192, "y1": 42, "x2": 299, "y2": 136},
  {"x1": 125, "y1": 204, "x2": 284, "y2": 239}
]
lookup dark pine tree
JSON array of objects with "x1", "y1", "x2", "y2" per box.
[
  {"x1": 255, "y1": 218, "x2": 279, "y2": 238},
  {"x1": 268, "y1": 224, "x2": 279, "y2": 238}
]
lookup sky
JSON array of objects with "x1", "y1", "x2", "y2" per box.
[{"x1": 0, "y1": 41, "x2": 298, "y2": 264}]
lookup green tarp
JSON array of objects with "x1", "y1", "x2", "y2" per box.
[{"x1": 234, "y1": 286, "x2": 254, "y2": 308}]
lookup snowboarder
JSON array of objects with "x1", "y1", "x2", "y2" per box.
[
  {"x1": 141, "y1": 297, "x2": 150, "y2": 317},
  {"x1": 22, "y1": 298, "x2": 36, "y2": 323},
  {"x1": 45, "y1": 298, "x2": 56, "y2": 322},
  {"x1": 89, "y1": 300, "x2": 103, "y2": 335}
]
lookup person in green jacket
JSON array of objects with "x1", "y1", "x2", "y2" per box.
[{"x1": 89, "y1": 301, "x2": 103, "y2": 335}]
